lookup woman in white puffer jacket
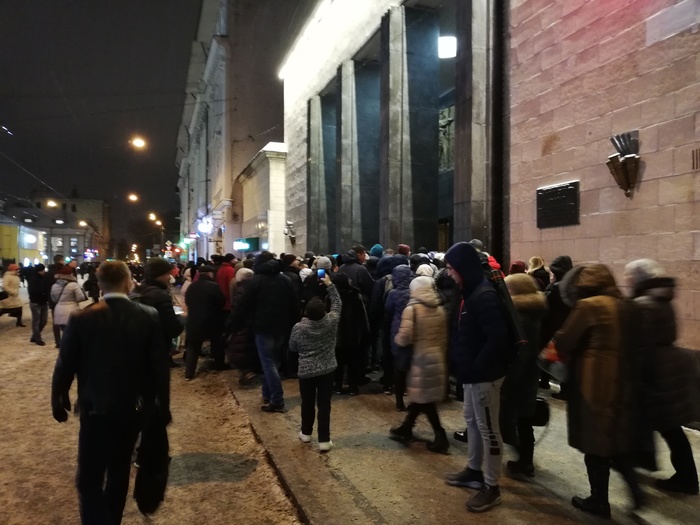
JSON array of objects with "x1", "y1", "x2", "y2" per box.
[{"x1": 50, "y1": 265, "x2": 87, "y2": 346}]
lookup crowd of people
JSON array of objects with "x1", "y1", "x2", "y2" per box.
[{"x1": 2, "y1": 238, "x2": 698, "y2": 522}]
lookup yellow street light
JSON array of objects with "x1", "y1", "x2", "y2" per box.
[
  {"x1": 130, "y1": 136, "x2": 146, "y2": 149},
  {"x1": 128, "y1": 194, "x2": 139, "y2": 202},
  {"x1": 79, "y1": 220, "x2": 87, "y2": 227},
  {"x1": 148, "y1": 213, "x2": 156, "y2": 221},
  {"x1": 47, "y1": 200, "x2": 57, "y2": 208},
  {"x1": 155, "y1": 220, "x2": 162, "y2": 226}
]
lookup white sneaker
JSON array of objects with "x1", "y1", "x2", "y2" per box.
[
  {"x1": 319, "y1": 440, "x2": 333, "y2": 452},
  {"x1": 299, "y1": 432, "x2": 312, "y2": 443}
]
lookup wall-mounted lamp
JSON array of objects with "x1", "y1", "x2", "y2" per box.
[
  {"x1": 283, "y1": 220, "x2": 296, "y2": 246},
  {"x1": 606, "y1": 130, "x2": 640, "y2": 198}
]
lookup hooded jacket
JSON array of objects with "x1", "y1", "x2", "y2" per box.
[
  {"x1": 1, "y1": 271, "x2": 22, "y2": 309},
  {"x1": 384, "y1": 265, "x2": 413, "y2": 356},
  {"x1": 228, "y1": 258, "x2": 298, "y2": 337},
  {"x1": 332, "y1": 272, "x2": 369, "y2": 350},
  {"x1": 215, "y1": 261, "x2": 236, "y2": 310},
  {"x1": 338, "y1": 250, "x2": 375, "y2": 301},
  {"x1": 444, "y1": 242, "x2": 509, "y2": 384},
  {"x1": 542, "y1": 255, "x2": 573, "y2": 342},
  {"x1": 184, "y1": 273, "x2": 225, "y2": 340},
  {"x1": 369, "y1": 254, "x2": 409, "y2": 326},
  {"x1": 132, "y1": 280, "x2": 184, "y2": 351}
]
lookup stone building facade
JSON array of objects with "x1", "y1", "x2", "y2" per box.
[
  {"x1": 509, "y1": 0, "x2": 700, "y2": 348},
  {"x1": 176, "y1": 0, "x2": 302, "y2": 260}
]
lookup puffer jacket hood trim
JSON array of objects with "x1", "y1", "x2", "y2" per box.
[
  {"x1": 511, "y1": 291, "x2": 547, "y2": 312},
  {"x1": 550, "y1": 255, "x2": 573, "y2": 281},
  {"x1": 408, "y1": 288, "x2": 442, "y2": 308}
]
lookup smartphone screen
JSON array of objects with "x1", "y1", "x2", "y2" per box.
[{"x1": 318, "y1": 268, "x2": 326, "y2": 279}]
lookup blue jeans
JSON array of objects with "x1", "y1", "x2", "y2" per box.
[{"x1": 255, "y1": 333, "x2": 285, "y2": 405}]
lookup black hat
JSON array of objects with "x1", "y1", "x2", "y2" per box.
[
  {"x1": 145, "y1": 257, "x2": 172, "y2": 279},
  {"x1": 199, "y1": 265, "x2": 215, "y2": 273}
]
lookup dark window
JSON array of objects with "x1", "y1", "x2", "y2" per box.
[
  {"x1": 62, "y1": 203, "x2": 67, "y2": 210},
  {"x1": 71, "y1": 204, "x2": 77, "y2": 213},
  {"x1": 36, "y1": 202, "x2": 41, "y2": 209}
]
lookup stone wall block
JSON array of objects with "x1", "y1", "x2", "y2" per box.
[
  {"x1": 639, "y1": 148, "x2": 674, "y2": 181},
  {"x1": 673, "y1": 142, "x2": 700, "y2": 176},
  {"x1": 658, "y1": 231, "x2": 694, "y2": 262},
  {"x1": 599, "y1": 235, "x2": 626, "y2": 262},
  {"x1": 574, "y1": 237, "x2": 600, "y2": 263},
  {"x1": 675, "y1": 83, "x2": 700, "y2": 118},
  {"x1": 658, "y1": 115, "x2": 697, "y2": 150},
  {"x1": 625, "y1": 234, "x2": 658, "y2": 262},
  {"x1": 658, "y1": 173, "x2": 695, "y2": 205},
  {"x1": 638, "y1": 125, "x2": 659, "y2": 154},
  {"x1": 640, "y1": 95, "x2": 675, "y2": 128}
]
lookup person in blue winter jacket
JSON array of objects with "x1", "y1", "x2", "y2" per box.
[
  {"x1": 289, "y1": 273, "x2": 341, "y2": 452},
  {"x1": 384, "y1": 264, "x2": 414, "y2": 411}
]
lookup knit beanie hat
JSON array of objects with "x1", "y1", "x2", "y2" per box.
[
  {"x1": 509, "y1": 260, "x2": 527, "y2": 275},
  {"x1": 316, "y1": 256, "x2": 332, "y2": 270},
  {"x1": 397, "y1": 244, "x2": 410, "y2": 256},
  {"x1": 145, "y1": 257, "x2": 173, "y2": 279},
  {"x1": 369, "y1": 244, "x2": 384, "y2": 258},
  {"x1": 235, "y1": 268, "x2": 254, "y2": 283},
  {"x1": 282, "y1": 253, "x2": 297, "y2": 267},
  {"x1": 57, "y1": 265, "x2": 74, "y2": 275},
  {"x1": 7, "y1": 263, "x2": 20, "y2": 272}
]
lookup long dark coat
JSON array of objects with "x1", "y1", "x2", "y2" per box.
[{"x1": 555, "y1": 264, "x2": 638, "y2": 457}]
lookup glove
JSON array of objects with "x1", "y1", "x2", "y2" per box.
[{"x1": 52, "y1": 393, "x2": 71, "y2": 423}]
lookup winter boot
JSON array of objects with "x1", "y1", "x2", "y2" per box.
[
  {"x1": 389, "y1": 423, "x2": 413, "y2": 443},
  {"x1": 427, "y1": 428, "x2": 450, "y2": 454}
]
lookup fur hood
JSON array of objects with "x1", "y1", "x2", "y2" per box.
[
  {"x1": 560, "y1": 263, "x2": 620, "y2": 308},
  {"x1": 505, "y1": 273, "x2": 547, "y2": 312}
]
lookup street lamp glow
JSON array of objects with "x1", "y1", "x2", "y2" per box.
[
  {"x1": 148, "y1": 213, "x2": 157, "y2": 221},
  {"x1": 155, "y1": 220, "x2": 162, "y2": 226},
  {"x1": 79, "y1": 220, "x2": 87, "y2": 227},
  {"x1": 128, "y1": 194, "x2": 139, "y2": 202},
  {"x1": 47, "y1": 200, "x2": 57, "y2": 208},
  {"x1": 130, "y1": 136, "x2": 146, "y2": 149}
]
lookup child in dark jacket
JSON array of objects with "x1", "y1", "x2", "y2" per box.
[{"x1": 289, "y1": 273, "x2": 341, "y2": 452}]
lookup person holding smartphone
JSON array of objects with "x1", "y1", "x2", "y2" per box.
[{"x1": 289, "y1": 273, "x2": 341, "y2": 452}]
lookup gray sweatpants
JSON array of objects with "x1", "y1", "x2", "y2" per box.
[{"x1": 463, "y1": 378, "x2": 504, "y2": 487}]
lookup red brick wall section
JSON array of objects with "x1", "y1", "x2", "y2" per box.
[{"x1": 509, "y1": 0, "x2": 700, "y2": 349}]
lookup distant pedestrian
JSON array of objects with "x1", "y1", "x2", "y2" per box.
[
  {"x1": 51, "y1": 261, "x2": 169, "y2": 525},
  {"x1": 389, "y1": 276, "x2": 449, "y2": 454},
  {"x1": 183, "y1": 265, "x2": 225, "y2": 380},
  {"x1": 0, "y1": 264, "x2": 25, "y2": 327},
  {"x1": 27, "y1": 263, "x2": 49, "y2": 345},
  {"x1": 289, "y1": 272, "x2": 340, "y2": 452},
  {"x1": 46, "y1": 254, "x2": 66, "y2": 346},
  {"x1": 82, "y1": 266, "x2": 100, "y2": 303},
  {"x1": 50, "y1": 265, "x2": 87, "y2": 346}
]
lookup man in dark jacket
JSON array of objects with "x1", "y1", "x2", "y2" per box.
[
  {"x1": 338, "y1": 245, "x2": 375, "y2": 303},
  {"x1": 184, "y1": 265, "x2": 226, "y2": 380},
  {"x1": 28, "y1": 263, "x2": 48, "y2": 345},
  {"x1": 443, "y1": 242, "x2": 509, "y2": 514},
  {"x1": 228, "y1": 251, "x2": 298, "y2": 412},
  {"x1": 51, "y1": 261, "x2": 169, "y2": 525},
  {"x1": 133, "y1": 257, "x2": 185, "y2": 368}
]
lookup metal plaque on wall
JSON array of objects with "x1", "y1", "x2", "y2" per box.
[{"x1": 536, "y1": 181, "x2": 580, "y2": 229}]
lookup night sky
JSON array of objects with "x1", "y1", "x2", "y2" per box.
[{"x1": 0, "y1": 0, "x2": 203, "y2": 239}]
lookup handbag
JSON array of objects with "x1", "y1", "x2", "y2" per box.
[
  {"x1": 537, "y1": 340, "x2": 568, "y2": 382},
  {"x1": 0, "y1": 289, "x2": 8, "y2": 301}
]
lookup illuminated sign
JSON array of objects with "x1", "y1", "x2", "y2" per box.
[{"x1": 233, "y1": 237, "x2": 259, "y2": 251}]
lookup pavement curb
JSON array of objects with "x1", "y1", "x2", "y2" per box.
[{"x1": 226, "y1": 380, "x2": 311, "y2": 525}]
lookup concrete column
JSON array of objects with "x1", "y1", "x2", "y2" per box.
[
  {"x1": 306, "y1": 96, "x2": 323, "y2": 254},
  {"x1": 307, "y1": 94, "x2": 336, "y2": 254},
  {"x1": 454, "y1": 0, "x2": 495, "y2": 246},
  {"x1": 380, "y1": 6, "x2": 440, "y2": 251}
]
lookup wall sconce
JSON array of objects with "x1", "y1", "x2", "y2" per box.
[
  {"x1": 283, "y1": 220, "x2": 296, "y2": 246},
  {"x1": 606, "y1": 131, "x2": 640, "y2": 197}
]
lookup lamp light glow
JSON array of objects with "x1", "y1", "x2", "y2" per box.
[
  {"x1": 47, "y1": 200, "x2": 58, "y2": 208},
  {"x1": 55, "y1": 219, "x2": 64, "y2": 225},
  {"x1": 438, "y1": 36, "x2": 457, "y2": 59},
  {"x1": 131, "y1": 137, "x2": 146, "y2": 149},
  {"x1": 79, "y1": 220, "x2": 87, "y2": 227},
  {"x1": 24, "y1": 234, "x2": 37, "y2": 244},
  {"x1": 128, "y1": 194, "x2": 139, "y2": 202}
]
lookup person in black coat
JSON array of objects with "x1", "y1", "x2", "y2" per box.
[
  {"x1": 27, "y1": 263, "x2": 48, "y2": 345},
  {"x1": 227, "y1": 252, "x2": 298, "y2": 412},
  {"x1": 338, "y1": 245, "x2": 375, "y2": 303},
  {"x1": 184, "y1": 265, "x2": 226, "y2": 380},
  {"x1": 332, "y1": 272, "x2": 370, "y2": 396},
  {"x1": 83, "y1": 265, "x2": 100, "y2": 303},
  {"x1": 132, "y1": 257, "x2": 185, "y2": 368},
  {"x1": 226, "y1": 268, "x2": 260, "y2": 384},
  {"x1": 51, "y1": 261, "x2": 169, "y2": 525},
  {"x1": 45, "y1": 255, "x2": 65, "y2": 347},
  {"x1": 540, "y1": 255, "x2": 573, "y2": 393}
]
